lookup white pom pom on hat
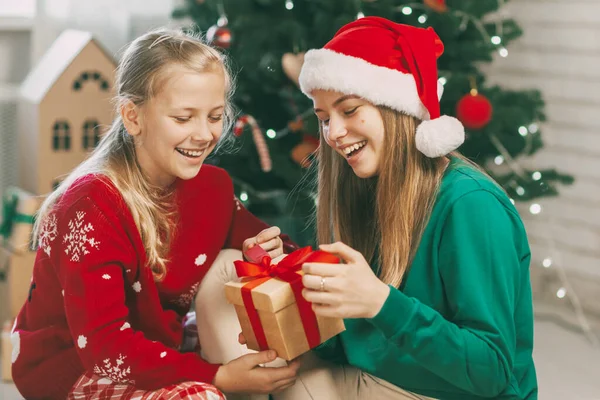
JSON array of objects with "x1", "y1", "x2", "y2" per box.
[
  {"x1": 299, "y1": 16, "x2": 465, "y2": 158},
  {"x1": 416, "y1": 116, "x2": 465, "y2": 158}
]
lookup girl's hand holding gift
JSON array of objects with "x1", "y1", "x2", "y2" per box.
[
  {"x1": 301, "y1": 242, "x2": 390, "y2": 319},
  {"x1": 242, "y1": 226, "x2": 284, "y2": 260},
  {"x1": 213, "y1": 349, "x2": 301, "y2": 394}
]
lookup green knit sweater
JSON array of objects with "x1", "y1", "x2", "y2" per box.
[{"x1": 315, "y1": 158, "x2": 538, "y2": 399}]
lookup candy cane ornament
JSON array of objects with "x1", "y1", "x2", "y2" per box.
[{"x1": 233, "y1": 115, "x2": 272, "y2": 173}]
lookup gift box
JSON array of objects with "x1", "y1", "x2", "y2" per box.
[
  {"x1": 0, "y1": 187, "x2": 41, "y2": 254},
  {"x1": 225, "y1": 247, "x2": 345, "y2": 361},
  {"x1": 1, "y1": 320, "x2": 14, "y2": 382},
  {"x1": 1, "y1": 247, "x2": 37, "y2": 318}
]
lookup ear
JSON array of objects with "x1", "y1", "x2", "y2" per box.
[{"x1": 121, "y1": 100, "x2": 143, "y2": 136}]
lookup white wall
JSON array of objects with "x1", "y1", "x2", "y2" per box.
[
  {"x1": 32, "y1": 0, "x2": 180, "y2": 63},
  {"x1": 484, "y1": 0, "x2": 600, "y2": 315}
]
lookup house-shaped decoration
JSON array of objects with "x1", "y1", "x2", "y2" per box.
[{"x1": 18, "y1": 30, "x2": 116, "y2": 195}]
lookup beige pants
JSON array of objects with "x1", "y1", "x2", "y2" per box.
[{"x1": 195, "y1": 250, "x2": 435, "y2": 400}]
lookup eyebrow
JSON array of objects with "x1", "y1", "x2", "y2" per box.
[
  {"x1": 314, "y1": 95, "x2": 360, "y2": 113},
  {"x1": 174, "y1": 105, "x2": 225, "y2": 112}
]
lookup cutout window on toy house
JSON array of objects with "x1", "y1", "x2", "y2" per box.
[
  {"x1": 73, "y1": 71, "x2": 110, "y2": 91},
  {"x1": 82, "y1": 119, "x2": 101, "y2": 149},
  {"x1": 52, "y1": 121, "x2": 71, "y2": 150}
]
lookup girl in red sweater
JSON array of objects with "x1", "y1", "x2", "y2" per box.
[{"x1": 11, "y1": 29, "x2": 300, "y2": 399}]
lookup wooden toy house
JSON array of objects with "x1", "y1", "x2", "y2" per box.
[{"x1": 18, "y1": 29, "x2": 116, "y2": 195}]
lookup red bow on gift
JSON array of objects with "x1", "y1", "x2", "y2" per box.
[{"x1": 234, "y1": 246, "x2": 339, "y2": 352}]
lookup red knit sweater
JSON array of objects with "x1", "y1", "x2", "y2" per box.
[{"x1": 11, "y1": 165, "x2": 295, "y2": 400}]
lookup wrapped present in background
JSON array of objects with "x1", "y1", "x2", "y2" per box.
[
  {"x1": 1, "y1": 319, "x2": 14, "y2": 382},
  {"x1": 0, "y1": 187, "x2": 40, "y2": 322},
  {"x1": 225, "y1": 246, "x2": 345, "y2": 361},
  {"x1": 0, "y1": 187, "x2": 41, "y2": 254}
]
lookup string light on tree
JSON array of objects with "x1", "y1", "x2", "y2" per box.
[
  {"x1": 542, "y1": 258, "x2": 553, "y2": 268},
  {"x1": 556, "y1": 287, "x2": 567, "y2": 299},
  {"x1": 402, "y1": 6, "x2": 413, "y2": 15},
  {"x1": 285, "y1": 0, "x2": 294, "y2": 10},
  {"x1": 239, "y1": 191, "x2": 249, "y2": 202},
  {"x1": 494, "y1": 155, "x2": 504, "y2": 165},
  {"x1": 498, "y1": 47, "x2": 509, "y2": 57},
  {"x1": 266, "y1": 129, "x2": 277, "y2": 139},
  {"x1": 518, "y1": 126, "x2": 528, "y2": 136},
  {"x1": 529, "y1": 203, "x2": 542, "y2": 215},
  {"x1": 532, "y1": 171, "x2": 542, "y2": 181},
  {"x1": 516, "y1": 186, "x2": 525, "y2": 196},
  {"x1": 491, "y1": 36, "x2": 502, "y2": 45},
  {"x1": 356, "y1": 11, "x2": 365, "y2": 19},
  {"x1": 528, "y1": 123, "x2": 539, "y2": 133},
  {"x1": 418, "y1": 14, "x2": 428, "y2": 24}
]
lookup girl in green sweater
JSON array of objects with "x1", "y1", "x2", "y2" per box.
[{"x1": 286, "y1": 16, "x2": 538, "y2": 400}]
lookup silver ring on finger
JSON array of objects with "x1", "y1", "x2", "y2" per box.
[{"x1": 320, "y1": 277, "x2": 326, "y2": 292}]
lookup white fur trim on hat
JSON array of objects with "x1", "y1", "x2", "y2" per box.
[
  {"x1": 299, "y1": 48, "x2": 431, "y2": 120},
  {"x1": 416, "y1": 116, "x2": 465, "y2": 158}
]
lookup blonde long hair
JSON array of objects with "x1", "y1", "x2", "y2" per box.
[
  {"x1": 316, "y1": 107, "x2": 452, "y2": 288},
  {"x1": 33, "y1": 29, "x2": 236, "y2": 281}
]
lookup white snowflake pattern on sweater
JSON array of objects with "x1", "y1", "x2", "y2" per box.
[
  {"x1": 38, "y1": 213, "x2": 58, "y2": 256},
  {"x1": 93, "y1": 354, "x2": 133, "y2": 384},
  {"x1": 172, "y1": 282, "x2": 200, "y2": 308},
  {"x1": 132, "y1": 281, "x2": 142, "y2": 293},
  {"x1": 10, "y1": 331, "x2": 20, "y2": 363},
  {"x1": 195, "y1": 253, "x2": 207, "y2": 266},
  {"x1": 77, "y1": 335, "x2": 87, "y2": 349},
  {"x1": 63, "y1": 211, "x2": 100, "y2": 262}
]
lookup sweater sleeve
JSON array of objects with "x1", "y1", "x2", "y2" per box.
[
  {"x1": 370, "y1": 190, "x2": 522, "y2": 397},
  {"x1": 224, "y1": 195, "x2": 298, "y2": 253},
  {"x1": 312, "y1": 335, "x2": 348, "y2": 365},
  {"x1": 56, "y1": 197, "x2": 220, "y2": 390}
]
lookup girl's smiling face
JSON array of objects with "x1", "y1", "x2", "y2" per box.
[{"x1": 312, "y1": 90, "x2": 385, "y2": 178}]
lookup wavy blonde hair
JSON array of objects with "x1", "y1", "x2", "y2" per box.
[
  {"x1": 33, "y1": 28, "x2": 236, "y2": 281},
  {"x1": 316, "y1": 107, "x2": 461, "y2": 287}
]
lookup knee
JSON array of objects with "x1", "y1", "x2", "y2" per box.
[
  {"x1": 211, "y1": 249, "x2": 244, "y2": 282},
  {"x1": 215, "y1": 248, "x2": 243, "y2": 263}
]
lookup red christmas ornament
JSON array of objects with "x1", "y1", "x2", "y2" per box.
[
  {"x1": 207, "y1": 25, "x2": 231, "y2": 49},
  {"x1": 456, "y1": 90, "x2": 493, "y2": 130}
]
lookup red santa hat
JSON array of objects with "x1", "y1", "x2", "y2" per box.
[{"x1": 298, "y1": 16, "x2": 464, "y2": 158}]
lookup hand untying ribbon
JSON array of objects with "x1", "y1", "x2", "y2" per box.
[{"x1": 234, "y1": 246, "x2": 339, "y2": 352}]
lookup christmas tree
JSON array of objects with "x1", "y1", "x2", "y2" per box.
[{"x1": 173, "y1": 0, "x2": 573, "y2": 246}]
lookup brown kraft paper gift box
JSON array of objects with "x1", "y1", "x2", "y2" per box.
[{"x1": 224, "y1": 246, "x2": 345, "y2": 361}]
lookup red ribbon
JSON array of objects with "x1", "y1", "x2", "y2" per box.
[{"x1": 234, "y1": 246, "x2": 339, "y2": 352}]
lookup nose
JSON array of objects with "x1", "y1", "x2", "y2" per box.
[
  {"x1": 325, "y1": 116, "x2": 348, "y2": 143},
  {"x1": 191, "y1": 119, "x2": 215, "y2": 142}
]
